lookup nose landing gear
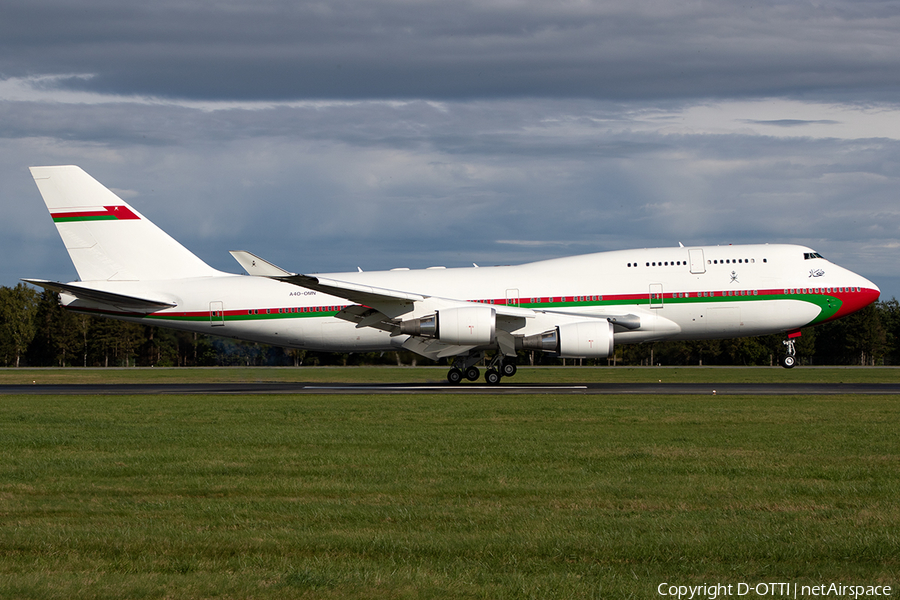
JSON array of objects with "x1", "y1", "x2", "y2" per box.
[{"x1": 781, "y1": 333, "x2": 800, "y2": 368}]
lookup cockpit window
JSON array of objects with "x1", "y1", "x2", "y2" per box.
[{"x1": 804, "y1": 252, "x2": 824, "y2": 260}]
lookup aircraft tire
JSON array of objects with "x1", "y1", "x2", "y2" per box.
[
  {"x1": 781, "y1": 355, "x2": 796, "y2": 369},
  {"x1": 447, "y1": 368, "x2": 464, "y2": 384},
  {"x1": 465, "y1": 366, "x2": 481, "y2": 381},
  {"x1": 501, "y1": 362, "x2": 517, "y2": 377},
  {"x1": 485, "y1": 369, "x2": 501, "y2": 385}
]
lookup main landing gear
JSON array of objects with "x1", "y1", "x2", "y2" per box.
[{"x1": 447, "y1": 352, "x2": 517, "y2": 385}]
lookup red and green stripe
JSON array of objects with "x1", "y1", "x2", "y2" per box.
[
  {"x1": 51, "y1": 206, "x2": 140, "y2": 223},
  {"x1": 66, "y1": 287, "x2": 879, "y2": 329}
]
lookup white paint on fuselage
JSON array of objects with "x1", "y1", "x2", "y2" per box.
[{"x1": 61, "y1": 243, "x2": 880, "y2": 353}]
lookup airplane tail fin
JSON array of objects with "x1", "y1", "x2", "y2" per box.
[{"x1": 30, "y1": 166, "x2": 220, "y2": 281}]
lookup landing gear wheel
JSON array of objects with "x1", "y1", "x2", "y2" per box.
[
  {"x1": 447, "y1": 368, "x2": 463, "y2": 384},
  {"x1": 501, "y1": 362, "x2": 517, "y2": 377},
  {"x1": 782, "y1": 337, "x2": 798, "y2": 369},
  {"x1": 485, "y1": 369, "x2": 501, "y2": 385},
  {"x1": 465, "y1": 366, "x2": 481, "y2": 382}
]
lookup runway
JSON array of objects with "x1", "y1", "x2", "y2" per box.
[{"x1": 3, "y1": 382, "x2": 900, "y2": 395}]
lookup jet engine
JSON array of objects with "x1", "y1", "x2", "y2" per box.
[
  {"x1": 399, "y1": 306, "x2": 496, "y2": 345},
  {"x1": 520, "y1": 320, "x2": 614, "y2": 358}
]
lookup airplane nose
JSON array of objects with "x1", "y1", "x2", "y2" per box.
[
  {"x1": 864, "y1": 277, "x2": 881, "y2": 301},
  {"x1": 826, "y1": 272, "x2": 881, "y2": 322},
  {"x1": 854, "y1": 276, "x2": 881, "y2": 311}
]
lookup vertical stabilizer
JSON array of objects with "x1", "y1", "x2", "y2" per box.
[{"x1": 30, "y1": 166, "x2": 220, "y2": 281}]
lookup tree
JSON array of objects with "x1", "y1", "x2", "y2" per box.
[
  {"x1": 116, "y1": 321, "x2": 144, "y2": 367},
  {"x1": 89, "y1": 317, "x2": 122, "y2": 367},
  {"x1": 843, "y1": 304, "x2": 887, "y2": 365},
  {"x1": 879, "y1": 298, "x2": 900, "y2": 365},
  {"x1": 811, "y1": 303, "x2": 886, "y2": 365},
  {"x1": 0, "y1": 284, "x2": 39, "y2": 367}
]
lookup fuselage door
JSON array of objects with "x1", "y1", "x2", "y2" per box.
[
  {"x1": 649, "y1": 283, "x2": 664, "y2": 309},
  {"x1": 506, "y1": 289, "x2": 520, "y2": 307},
  {"x1": 689, "y1": 248, "x2": 706, "y2": 274},
  {"x1": 210, "y1": 301, "x2": 225, "y2": 327}
]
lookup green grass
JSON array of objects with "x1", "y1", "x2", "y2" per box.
[
  {"x1": 2, "y1": 365, "x2": 900, "y2": 385},
  {"x1": 1, "y1": 393, "x2": 898, "y2": 599}
]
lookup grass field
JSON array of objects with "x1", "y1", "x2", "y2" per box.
[
  {"x1": 1, "y1": 372, "x2": 898, "y2": 598},
  {"x1": 2, "y1": 365, "x2": 900, "y2": 385}
]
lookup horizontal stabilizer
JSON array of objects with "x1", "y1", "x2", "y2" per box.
[{"x1": 22, "y1": 279, "x2": 176, "y2": 311}]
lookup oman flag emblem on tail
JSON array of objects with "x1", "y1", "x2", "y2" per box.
[{"x1": 51, "y1": 206, "x2": 141, "y2": 222}]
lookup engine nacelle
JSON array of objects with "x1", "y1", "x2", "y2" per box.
[
  {"x1": 520, "y1": 320, "x2": 614, "y2": 358},
  {"x1": 399, "y1": 306, "x2": 496, "y2": 346},
  {"x1": 558, "y1": 321, "x2": 614, "y2": 358}
]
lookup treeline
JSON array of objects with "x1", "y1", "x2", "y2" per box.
[
  {"x1": 2, "y1": 283, "x2": 898, "y2": 367},
  {"x1": 0, "y1": 284, "x2": 410, "y2": 368}
]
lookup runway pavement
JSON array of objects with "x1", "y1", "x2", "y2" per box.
[{"x1": 3, "y1": 382, "x2": 900, "y2": 395}]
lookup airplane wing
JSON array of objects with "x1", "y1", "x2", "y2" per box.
[
  {"x1": 230, "y1": 250, "x2": 545, "y2": 360},
  {"x1": 230, "y1": 250, "x2": 536, "y2": 320},
  {"x1": 229, "y1": 250, "x2": 643, "y2": 360},
  {"x1": 231, "y1": 250, "x2": 423, "y2": 314},
  {"x1": 22, "y1": 279, "x2": 177, "y2": 311}
]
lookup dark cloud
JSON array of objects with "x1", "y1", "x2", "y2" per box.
[
  {"x1": 3, "y1": 0, "x2": 900, "y2": 101},
  {"x1": 3, "y1": 98, "x2": 898, "y2": 298},
  {"x1": 741, "y1": 119, "x2": 842, "y2": 127},
  {"x1": 1, "y1": 0, "x2": 898, "y2": 300}
]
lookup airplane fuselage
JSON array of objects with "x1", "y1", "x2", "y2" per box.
[
  {"x1": 58, "y1": 243, "x2": 879, "y2": 353},
  {"x1": 27, "y1": 166, "x2": 880, "y2": 379}
]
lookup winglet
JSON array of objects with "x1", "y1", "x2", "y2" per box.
[{"x1": 229, "y1": 251, "x2": 295, "y2": 277}]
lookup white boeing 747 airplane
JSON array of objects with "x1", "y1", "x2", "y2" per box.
[{"x1": 25, "y1": 166, "x2": 880, "y2": 383}]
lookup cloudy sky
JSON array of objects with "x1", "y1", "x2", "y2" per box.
[{"x1": 2, "y1": 0, "x2": 899, "y2": 299}]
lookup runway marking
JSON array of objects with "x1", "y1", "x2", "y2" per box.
[{"x1": 303, "y1": 385, "x2": 588, "y2": 391}]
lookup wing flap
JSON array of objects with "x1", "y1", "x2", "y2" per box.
[
  {"x1": 401, "y1": 336, "x2": 477, "y2": 360},
  {"x1": 334, "y1": 305, "x2": 399, "y2": 334}
]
